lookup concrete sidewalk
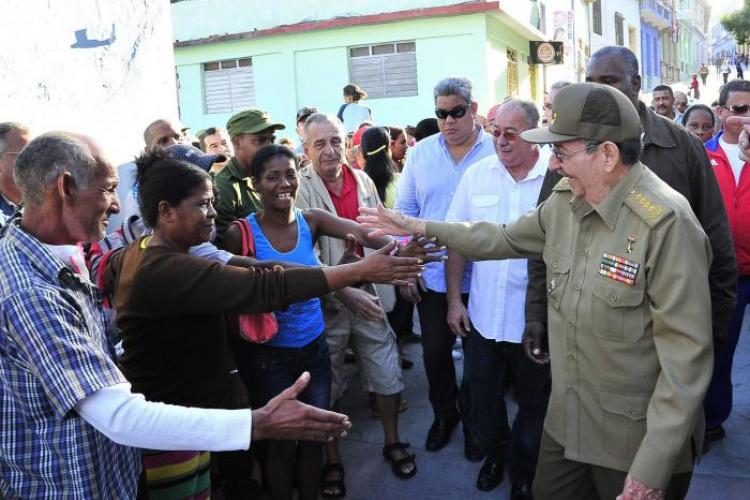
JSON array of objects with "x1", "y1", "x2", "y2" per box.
[{"x1": 336, "y1": 314, "x2": 750, "y2": 499}]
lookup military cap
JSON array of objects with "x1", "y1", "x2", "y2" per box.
[
  {"x1": 521, "y1": 83, "x2": 641, "y2": 144},
  {"x1": 226, "y1": 109, "x2": 285, "y2": 137}
]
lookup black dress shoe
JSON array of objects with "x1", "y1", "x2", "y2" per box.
[
  {"x1": 425, "y1": 414, "x2": 460, "y2": 451},
  {"x1": 476, "y1": 459, "x2": 504, "y2": 491},
  {"x1": 463, "y1": 432, "x2": 484, "y2": 462},
  {"x1": 510, "y1": 482, "x2": 533, "y2": 500}
]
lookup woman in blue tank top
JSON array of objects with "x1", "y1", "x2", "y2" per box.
[{"x1": 222, "y1": 145, "x2": 420, "y2": 500}]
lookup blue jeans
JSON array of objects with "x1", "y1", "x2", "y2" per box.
[
  {"x1": 464, "y1": 327, "x2": 550, "y2": 485},
  {"x1": 704, "y1": 276, "x2": 750, "y2": 429},
  {"x1": 242, "y1": 334, "x2": 331, "y2": 410}
]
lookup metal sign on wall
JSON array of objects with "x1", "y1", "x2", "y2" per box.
[{"x1": 529, "y1": 41, "x2": 564, "y2": 64}]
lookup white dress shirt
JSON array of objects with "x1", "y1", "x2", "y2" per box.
[{"x1": 445, "y1": 149, "x2": 548, "y2": 342}]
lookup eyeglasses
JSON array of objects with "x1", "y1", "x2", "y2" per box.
[
  {"x1": 489, "y1": 127, "x2": 521, "y2": 142},
  {"x1": 435, "y1": 105, "x2": 468, "y2": 120},
  {"x1": 723, "y1": 104, "x2": 750, "y2": 114},
  {"x1": 550, "y1": 143, "x2": 600, "y2": 163}
]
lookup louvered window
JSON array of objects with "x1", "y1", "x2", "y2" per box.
[
  {"x1": 348, "y1": 41, "x2": 417, "y2": 99},
  {"x1": 203, "y1": 58, "x2": 255, "y2": 114}
]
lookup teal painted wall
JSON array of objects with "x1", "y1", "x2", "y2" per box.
[{"x1": 175, "y1": 12, "x2": 541, "y2": 135}]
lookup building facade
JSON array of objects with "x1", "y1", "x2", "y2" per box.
[
  {"x1": 677, "y1": 0, "x2": 711, "y2": 79},
  {"x1": 711, "y1": 19, "x2": 738, "y2": 64},
  {"x1": 639, "y1": 0, "x2": 711, "y2": 91},
  {"x1": 640, "y1": 0, "x2": 673, "y2": 90},
  {"x1": 172, "y1": 0, "x2": 547, "y2": 133},
  {"x1": 541, "y1": 0, "x2": 641, "y2": 86}
]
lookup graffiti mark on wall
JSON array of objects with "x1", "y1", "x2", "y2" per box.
[{"x1": 71, "y1": 24, "x2": 116, "y2": 48}]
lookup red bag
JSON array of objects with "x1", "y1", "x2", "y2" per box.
[{"x1": 230, "y1": 218, "x2": 279, "y2": 343}]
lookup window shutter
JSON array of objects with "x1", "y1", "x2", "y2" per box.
[
  {"x1": 203, "y1": 59, "x2": 255, "y2": 114},
  {"x1": 349, "y1": 41, "x2": 418, "y2": 99}
]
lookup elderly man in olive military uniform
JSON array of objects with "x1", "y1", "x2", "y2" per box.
[
  {"x1": 213, "y1": 109, "x2": 285, "y2": 244},
  {"x1": 358, "y1": 83, "x2": 713, "y2": 500}
]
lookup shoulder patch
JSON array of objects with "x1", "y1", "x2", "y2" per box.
[
  {"x1": 552, "y1": 177, "x2": 572, "y2": 192},
  {"x1": 624, "y1": 186, "x2": 673, "y2": 227}
]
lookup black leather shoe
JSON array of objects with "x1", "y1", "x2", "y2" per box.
[
  {"x1": 463, "y1": 432, "x2": 484, "y2": 462},
  {"x1": 425, "y1": 414, "x2": 460, "y2": 451},
  {"x1": 510, "y1": 482, "x2": 533, "y2": 500},
  {"x1": 476, "y1": 459, "x2": 504, "y2": 491}
]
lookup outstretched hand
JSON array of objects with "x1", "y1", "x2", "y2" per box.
[
  {"x1": 251, "y1": 372, "x2": 352, "y2": 442},
  {"x1": 357, "y1": 204, "x2": 426, "y2": 237},
  {"x1": 398, "y1": 235, "x2": 447, "y2": 264},
  {"x1": 357, "y1": 241, "x2": 423, "y2": 286}
]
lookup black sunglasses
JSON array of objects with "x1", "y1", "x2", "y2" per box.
[
  {"x1": 724, "y1": 104, "x2": 750, "y2": 114},
  {"x1": 435, "y1": 105, "x2": 468, "y2": 120}
]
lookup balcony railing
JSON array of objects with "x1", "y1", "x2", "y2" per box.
[{"x1": 641, "y1": 0, "x2": 672, "y2": 29}]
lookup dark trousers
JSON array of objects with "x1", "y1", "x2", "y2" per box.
[
  {"x1": 704, "y1": 276, "x2": 750, "y2": 429},
  {"x1": 533, "y1": 431, "x2": 692, "y2": 500},
  {"x1": 387, "y1": 291, "x2": 415, "y2": 339},
  {"x1": 464, "y1": 328, "x2": 550, "y2": 484},
  {"x1": 417, "y1": 290, "x2": 473, "y2": 432}
]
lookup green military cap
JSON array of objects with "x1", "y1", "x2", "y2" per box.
[
  {"x1": 226, "y1": 109, "x2": 285, "y2": 137},
  {"x1": 521, "y1": 82, "x2": 641, "y2": 144}
]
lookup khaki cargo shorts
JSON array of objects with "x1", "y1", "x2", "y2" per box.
[{"x1": 324, "y1": 306, "x2": 404, "y2": 405}]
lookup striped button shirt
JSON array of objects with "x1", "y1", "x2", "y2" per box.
[{"x1": 0, "y1": 222, "x2": 140, "y2": 499}]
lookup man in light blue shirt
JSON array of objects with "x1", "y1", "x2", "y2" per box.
[{"x1": 395, "y1": 76, "x2": 495, "y2": 458}]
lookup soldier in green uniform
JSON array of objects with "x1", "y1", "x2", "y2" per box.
[
  {"x1": 358, "y1": 83, "x2": 713, "y2": 500},
  {"x1": 213, "y1": 109, "x2": 285, "y2": 245}
]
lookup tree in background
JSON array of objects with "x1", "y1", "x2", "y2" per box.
[{"x1": 722, "y1": 0, "x2": 750, "y2": 46}]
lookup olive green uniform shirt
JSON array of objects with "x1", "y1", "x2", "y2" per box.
[
  {"x1": 213, "y1": 157, "x2": 262, "y2": 245},
  {"x1": 426, "y1": 162, "x2": 713, "y2": 489}
]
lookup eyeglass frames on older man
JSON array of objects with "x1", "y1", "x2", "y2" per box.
[
  {"x1": 489, "y1": 126, "x2": 521, "y2": 142},
  {"x1": 550, "y1": 143, "x2": 600, "y2": 163},
  {"x1": 434, "y1": 105, "x2": 468, "y2": 120}
]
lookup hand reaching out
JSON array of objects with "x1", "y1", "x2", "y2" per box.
[
  {"x1": 398, "y1": 235, "x2": 447, "y2": 264},
  {"x1": 357, "y1": 204, "x2": 426, "y2": 237},
  {"x1": 251, "y1": 372, "x2": 352, "y2": 442}
]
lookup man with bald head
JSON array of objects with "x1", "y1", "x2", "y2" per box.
[
  {"x1": 445, "y1": 99, "x2": 549, "y2": 497},
  {"x1": 673, "y1": 91, "x2": 689, "y2": 121},
  {"x1": 523, "y1": 48, "x2": 737, "y2": 401},
  {"x1": 110, "y1": 119, "x2": 182, "y2": 230}
]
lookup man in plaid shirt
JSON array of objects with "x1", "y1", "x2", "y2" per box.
[{"x1": 0, "y1": 132, "x2": 351, "y2": 498}]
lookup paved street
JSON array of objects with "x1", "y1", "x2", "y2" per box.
[{"x1": 336, "y1": 311, "x2": 750, "y2": 499}]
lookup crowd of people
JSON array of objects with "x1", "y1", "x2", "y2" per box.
[{"x1": 0, "y1": 44, "x2": 747, "y2": 500}]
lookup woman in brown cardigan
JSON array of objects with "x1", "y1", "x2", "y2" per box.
[{"x1": 103, "y1": 150, "x2": 421, "y2": 499}]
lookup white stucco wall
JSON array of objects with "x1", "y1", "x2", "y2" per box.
[{"x1": 0, "y1": 0, "x2": 178, "y2": 164}]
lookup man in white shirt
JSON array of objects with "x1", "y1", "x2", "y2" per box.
[{"x1": 445, "y1": 100, "x2": 549, "y2": 499}]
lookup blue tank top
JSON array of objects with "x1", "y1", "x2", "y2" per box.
[{"x1": 248, "y1": 209, "x2": 324, "y2": 348}]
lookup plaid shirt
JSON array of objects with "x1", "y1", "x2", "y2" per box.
[{"x1": 0, "y1": 222, "x2": 140, "y2": 498}]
